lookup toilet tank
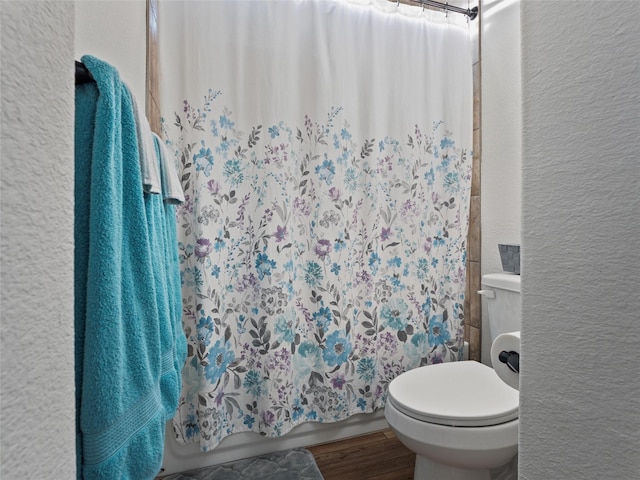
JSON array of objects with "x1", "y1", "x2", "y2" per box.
[{"x1": 480, "y1": 273, "x2": 521, "y2": 342}]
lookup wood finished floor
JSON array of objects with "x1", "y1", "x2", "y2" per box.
[{"x1": 308, "y1": 429, "x2": 415, "y2": 480}]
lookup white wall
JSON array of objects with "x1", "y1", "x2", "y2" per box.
[
  {"x1": 0, "y1": 2, "x2": 76, "y2": 478},
  {"x1": 75, "y1": 0, "x2": 147, "y2": 103},
  {"x1": 520, "y1": 1, "x2": 640, "y2": 479},
  {"x1": 480, "y1": 0, "x2": 522, "y2": 363}
]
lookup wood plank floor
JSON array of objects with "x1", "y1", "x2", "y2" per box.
[{"x1": 308, "y1": 429, "x2": 415, "y2": 480}]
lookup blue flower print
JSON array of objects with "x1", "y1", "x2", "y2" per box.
[
  {"x1": 315, "y1": 159, "x2": 335, "y2": 185},
  {"x1": 219, "y1": 114, "x2": 235, "y2": 130},
  {"x1": 223, "y1": 159, "x2": 244, "y2": 186},
  {"x1": 313, "y1": 306, "x2": 332, "y2": 330},
  {"x1": 424, "y1": 168, "x2": 435, "y2": 186},
  {"x1": 243, "y1": 414, "x2": 255, "y2": 428},
  {"x1": 255, "y1": 252, "x2": 276, "y2": 280},
  {"x1": 194, "y1": 145, "x2": 214, "y2": 176},
  {"x1": 368, "y1": 252, "x2": 381, "y2": 275},
  {"x1": 213, "y1": 236, "x2": 226, "y2": 252},
  {"x1": 204, "y1": 339, "x2": 235, "y2": 385},
  {"x1": 380, "y1": 298, "x2": 410, "y2": 330},
  {"x1": 184, "y1": 411, "x2": 200, "y2": 440},
  {"x1": 356, "y1": 357, "x2": 376, "y2": 382},
  {"x1": 444, "y1": 172, "x2": 460, "y2": 193},
  {"x1": 196, "y1": 315, "x2": 214, "y2": 346},
  {"x1": 333, "y1": 134, "x2": 340, "y2": 150},
  {"x1": 340, "y1": 128, "x2": 351, "y2": 141},
  {"x1": 323, "y1": 330, "x2": 352, "y2": 367},
  {"x1": 298, "y1": 341, "x2": 320, "y2": 359},
  {"x1": 330, "y1": 263, "x2": 341, "y2": 275},
  {"x1": 428, "y1": 315, "x2": 451, "y2": 346},
  {"x1": 304, "y1": 261, "x2": 324, "y2": 287},
  {"x1": 243, "y1": 370, "x2": 266, "y2": 397},
  {"x1": 293, "y1": 342, "x2": 321, "y2": 383},
  {"x1": 268, "y1": 125, "x2": 280, "y2": 138},
  {"x1": 411, "y1": 331, "x2": 427, "y2": 348},
  {"x1": 292, "y1": 397, "x2": 305, "y2": 421},
  {"x1": 440, "y1": 137, "x2": 455, "y2": 149},
  {"x1": 211, "y1": 264, "x2": 221, "y2": 278},
  {"x1": 356, "y1": 398, "x2": 367, "y2": 411},
  {"x1": 345, "y1": 167, "x2": 358, "y2": 191},
  {"x1": 387, "y1": 256, "x2": 402, "y2": 268},
  {"x1": 275, "y1": 309, "x2": 296, "y2": 343}
]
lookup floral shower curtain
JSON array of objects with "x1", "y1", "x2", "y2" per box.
[{"x1": 160, "y1": 0, "x2": 472, "y2": 452}]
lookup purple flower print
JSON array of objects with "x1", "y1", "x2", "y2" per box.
[
  {"x1": 236, "y1": 273, "x2": 258, "y2": 293},
  {"x1": 380, "y1": 227, "x2": 392, "y2": 241},
  {"x1": 262, "y1": 410, "x2": 275, "y2": 426},
  {"x1": 424, "y1": 237, "x2": 433, "y2": 254},
  {"x1": 331, "y1": 374, "x2": 346, "y2": 390},
  {"x1": 293, "y1": 197, "x2": 311, "y2": 217},
  {"x1": 314, "y1": 239, "x2": 332, "y2": 259},
  {"x1": 401, "y1": 199, "x2": 417, "y2": 217},
  {"x1": 274, "y1": 225, "x2": 287, "y2": 243},
  {"x1": 207, "y1": 179, "x2": 220, "y2": 194},
  {"x1": 356, "y1": 270, "x2": 372, "y2": 286},
  {"x1": 215, "y1": 390, "x2": 225, "y2": 407},
  {"x1": 329, "y1": 187, "x2": 341, "y2": 201},
  {"x1": 194, "y1": 238, "x2": 213, "y2": 258}
]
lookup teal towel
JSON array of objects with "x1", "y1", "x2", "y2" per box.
[
  {"x1": 154, "y1": 134, "x2": 187, "y2": 394},
  {"x1": 75, "y1": 55, "x2": 182, "y2": 480},
  {"x1": 148, "y1": 135, "x2": 186, "y2": 422}
]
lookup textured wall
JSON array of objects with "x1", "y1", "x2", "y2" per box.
[
  {"x1": 520, "y1": 1, "x2": 640, "y2": 478},
  {"x1": 480, "y1": 0, "x2": 522, "y2": 363},
  {"x1": 0, "y1": 2, "x2": 76, "y2": 478}
]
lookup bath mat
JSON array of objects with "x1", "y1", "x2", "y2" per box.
[{"x1": 160, "y1": 448, "x2": 324, "y2": 480}]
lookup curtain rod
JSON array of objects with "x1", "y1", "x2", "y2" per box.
[{"x1": 401, "y1": 0, "x2": 478, "y2": 20}]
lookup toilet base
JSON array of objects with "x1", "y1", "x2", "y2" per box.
[
  {"x1": 414, "y1": 455, "x2": 491, "y2": 480},
  {"x1": 414, "y1": 454, "x2": 518, "y2": 480}
]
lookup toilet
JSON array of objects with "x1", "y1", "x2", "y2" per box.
[{"x1": 385, "y1": 273, "x2": 521, "y2": 480}]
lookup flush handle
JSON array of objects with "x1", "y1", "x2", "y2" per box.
[
  {"x1": 498, "y1": 350, "x2": 520, "y2": 373},
  {"x1": 477, "y1": 289, "x2": 496, "y2": 299}
]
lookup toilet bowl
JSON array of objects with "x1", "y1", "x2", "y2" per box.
[
  {"x1": 385, "y1": 273, "x2": 521, "y2": 480},
  {"x1": 385, "y1": 361, "x2": 518, "y2": 479}
]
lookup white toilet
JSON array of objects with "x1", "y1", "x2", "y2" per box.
[{"x1": 385, "y1": 273, "x2": 521, "y2": 480}]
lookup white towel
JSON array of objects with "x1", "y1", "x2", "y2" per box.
[
  {"x1": 153, "y1": 133, "x2": 185, "y2": 204},
  {"x1": 128, "y1": 85, "x2": 162, "y2": 194}
]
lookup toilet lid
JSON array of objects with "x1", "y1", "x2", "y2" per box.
[{"x1": 388, "y1": 361, "x2": 519, "y2": 427}]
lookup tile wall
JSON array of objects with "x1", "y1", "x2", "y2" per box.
[
  {"x1": 146, "y1": 0, "x2": 161, "y2": 135},
  {"x1": 465, "y1": 7, "x2": 482, "y2": 361}
]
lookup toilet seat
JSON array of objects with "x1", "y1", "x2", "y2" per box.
[{"x1": 388, "y1": 361, "x2": 519, "y2": 427}]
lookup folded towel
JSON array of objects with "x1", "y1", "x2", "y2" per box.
[
  {"x1": 130, "y1": 84, "x2": 162, "y2": 194},
  {"x1": 153, "y1": 133, "x2": 185, "y2": 204},
  {"x1": 75, "y1": 55, "x2": 166, "y2": 480}
]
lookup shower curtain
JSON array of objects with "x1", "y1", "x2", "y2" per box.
[{"x1": 160, "y1": 0, "x2": 472, "y2": 452}]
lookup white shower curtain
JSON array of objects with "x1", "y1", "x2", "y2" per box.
[{"x1": 160, "y1": 0, "x2": 472, "y2": 452}]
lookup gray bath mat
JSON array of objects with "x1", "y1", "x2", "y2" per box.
[{"x1": 160, "y1": 448, "x2": 324, "y2": 480}]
